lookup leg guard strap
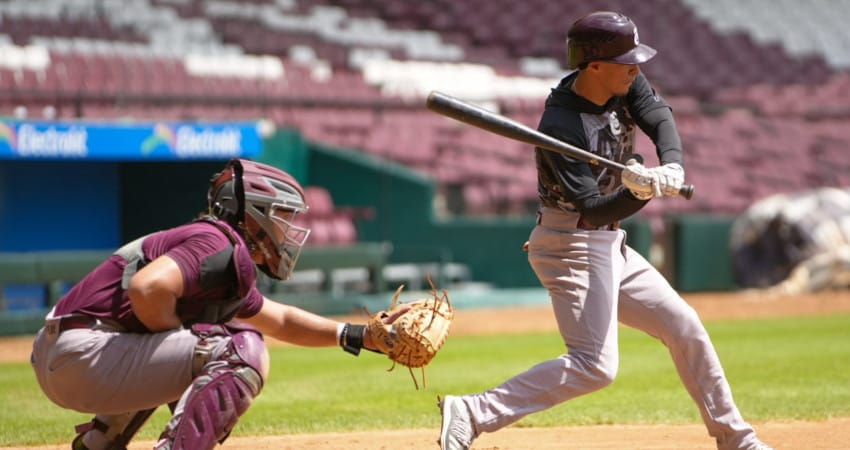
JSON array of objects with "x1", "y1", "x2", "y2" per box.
[{"x1": 74, "y1": 408, "x2": 156, "y2": 450}]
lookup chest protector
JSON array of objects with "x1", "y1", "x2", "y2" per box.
[{"x1": 114, "y1": 217, "x2": 257, "y2": 326}]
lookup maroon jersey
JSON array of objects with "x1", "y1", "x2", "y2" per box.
[{"x1": 53, "y1": 218, "x2": 263, "y2": 332}]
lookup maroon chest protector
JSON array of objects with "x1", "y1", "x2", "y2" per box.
[{"x1": 179, "y1": 217, "x2": 258, "y2": 326}]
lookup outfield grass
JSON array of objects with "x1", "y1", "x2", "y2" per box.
[{"x1": 2, "y1": 314, "x2": 849, "y2": 446}]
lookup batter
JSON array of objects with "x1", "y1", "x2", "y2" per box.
[{"x1": 438, "y1": 11, "x2": 773, "y2": 450}]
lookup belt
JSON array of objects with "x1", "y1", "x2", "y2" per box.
[
  {"x1": 45, "y1": 314, "x2": 101, "y2": 336},
  {"x1": 537, "y1": 207, "x2": 620, "y2": 231},
  {"x1": 577, "y1": 217, "x2": 620, "y2": 231}
]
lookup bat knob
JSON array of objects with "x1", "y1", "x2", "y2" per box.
[
  {"x1": 679, "y1": 184, "x2": 695, "y2": 200},
  {"x1": 625, "y1": 153, "x2": 644, "y2": 164}
]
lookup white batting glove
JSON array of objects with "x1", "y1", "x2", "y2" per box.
[
  {"x1": 621, "y1": 159, "x2": 660, "y2": 200},
  {"x1": 654, "y1": 163, "x2": 685, "y2": 197}
]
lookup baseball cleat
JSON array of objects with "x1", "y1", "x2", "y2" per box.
[
  {"x1": 747, "y1": 444, "x2": 774, "y2": 450},
  {"x1": 438, "y1": 395, "x2": 477, "y2": 450},
  {"x1": 71, "y1": 433, "x2": 90, "y2": 450}
]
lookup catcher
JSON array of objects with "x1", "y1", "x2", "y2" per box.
[{"x1": 30, "y1": 158, "x2": 451, "y2": 450}]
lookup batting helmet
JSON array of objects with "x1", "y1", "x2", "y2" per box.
[
  {"x1": 208, "y1": 158, "x2": 310, "y2": 280},
  {"x1": 566, "y1": 11, "x2": 657, "y2": 70}
]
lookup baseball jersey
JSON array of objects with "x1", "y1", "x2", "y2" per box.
[
  {"x1": 53, "y1": 217, "x2": 263, "y2": 332},
  {"x1": 535, "y1": 71, "x2": 683, "y2": 227}
]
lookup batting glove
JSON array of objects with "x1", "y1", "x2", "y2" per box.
[
  {"x1": 654, "y1": 163, "x2": 685, "y2": 197},
  {"x1": 621, "y1": 159, "x2": 660, "y2": 200}
]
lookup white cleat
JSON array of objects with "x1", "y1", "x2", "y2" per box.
[
  {"x1": 438, "y1": 395, "x2": 477, "y2": 450},
  {"x1": 747, "y1": 443, "x2": 775, "y2": 450}
]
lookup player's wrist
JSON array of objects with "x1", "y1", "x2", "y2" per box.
[{"x1": 338, "y1": 322, "x2": 366, "y2": 356}]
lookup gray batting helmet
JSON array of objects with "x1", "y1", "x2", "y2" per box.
[{"x1": 566, "y1": 11, "x2": 657, "y2": 70}]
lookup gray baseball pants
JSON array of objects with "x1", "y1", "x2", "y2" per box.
[
  {"x1": 462, "y1": 207, "x2": 760, "y2": 450},
  {"x1": 31, "y1": 318, "x2": 197, "y2": 415}
]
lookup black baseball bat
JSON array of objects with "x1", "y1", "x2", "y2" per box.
[{"x1": 425, "y1": 90, "x2": 694, "y2": 200}]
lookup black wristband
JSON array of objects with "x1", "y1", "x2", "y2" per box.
[{"x1": 340, "y1": 323, "x2": 366, "y2": 356}]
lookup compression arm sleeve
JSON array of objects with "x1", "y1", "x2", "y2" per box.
[
  {"x1": 634, "y1": 105, "x2": 684, "y2": 167},
  {"x1": 574, "y1": 188, "x2": 648, "y2": 228}
]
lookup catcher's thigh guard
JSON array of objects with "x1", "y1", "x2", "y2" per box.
[{"x1": 155, "y1": 323, "x2": 268, "y2": 450}]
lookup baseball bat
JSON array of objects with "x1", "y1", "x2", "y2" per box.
[{"x1": 425, "y1": 90, "x2": 694, "y2": 200}]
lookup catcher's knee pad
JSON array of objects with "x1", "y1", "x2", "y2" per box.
[
  {"x1": 155, "y1": 323, "x2": 267, "y2": 450},
  {"x1": 190, "y1": 322, "x2": 270, "y2": 380}
]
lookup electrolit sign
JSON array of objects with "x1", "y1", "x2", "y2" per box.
[
  {"x1": 0, "y1": 120, "x2": 262, "y2": 160},
  {"x1": 12, "y1": 123, "x2": 89, "y2": 157}
]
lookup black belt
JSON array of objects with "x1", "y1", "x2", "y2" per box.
[
  {"x1": 538, "y1": 204, "x2": 620, "y2": 231},
  {"x1": 46, "y1": 314, "x2": 101, "y2": 335},
  {"x1": 576, "y1": 217, "x2": 620, "y2": 231}
]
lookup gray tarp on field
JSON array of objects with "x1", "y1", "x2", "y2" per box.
[{"x1": 730, "y1": 187, "x2": 850, "y2": 294}]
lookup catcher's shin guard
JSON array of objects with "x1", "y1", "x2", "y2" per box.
[{"x1": 155, "y1": 323, "x2": 267, "y2": 450}]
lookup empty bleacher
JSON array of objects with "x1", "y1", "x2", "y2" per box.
[{"x1": 1, "y1": 0, "x2": 849, "y2": 222}]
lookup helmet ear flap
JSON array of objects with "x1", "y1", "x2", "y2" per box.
[
  {"x1": 208, "y1": 158, "x2": 246, "y2": 227},
  {"x1": 231, "y1": 159, "x2": 245, "y2": 220}
]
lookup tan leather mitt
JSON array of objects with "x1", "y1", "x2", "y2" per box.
[{"x1": 367, "y1": 276, "x2": 453, "y2": 389}]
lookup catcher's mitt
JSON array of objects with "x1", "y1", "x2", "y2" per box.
[{"x1": 366, "y1": 276, "x2": 453, "y2": 389}]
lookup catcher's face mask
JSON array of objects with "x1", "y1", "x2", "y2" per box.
[
  {"x1": 247, "y1": 203, "x2": 310, "y2": 280},
  {"x1": 209, "y1": 158, "x2": 311, "y2": 281}
]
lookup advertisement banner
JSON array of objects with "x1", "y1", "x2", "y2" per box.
[{"x1": 0, "y1": 120, "x2": 263, "y2": 160}]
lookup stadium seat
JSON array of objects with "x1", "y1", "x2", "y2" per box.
[{"x1": 1, "y1": 0, "x2": 848, "y2": 218}]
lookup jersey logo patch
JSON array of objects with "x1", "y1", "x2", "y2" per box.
[{"x1": 608, "y1": 111, "x2": 621, "y2": 136}]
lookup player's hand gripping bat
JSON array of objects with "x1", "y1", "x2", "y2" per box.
[{"x1": 425, "y1": 90, "x2": 695, "y2": 200}]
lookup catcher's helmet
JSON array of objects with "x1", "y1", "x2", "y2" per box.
[
  {"x1": 208, "y1": 158, "x2": 310, "y2": 280},
  {"x1": 566, "y1": 11, "x2": 656, "y2": 69}
]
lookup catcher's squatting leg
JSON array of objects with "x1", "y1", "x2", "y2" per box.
[
  {"x1": 154, "y1": 322, "x2": 268, "y2": 450},
  {"x1": 76, "y1": 323, "x2": 268, "y2": 450}
]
